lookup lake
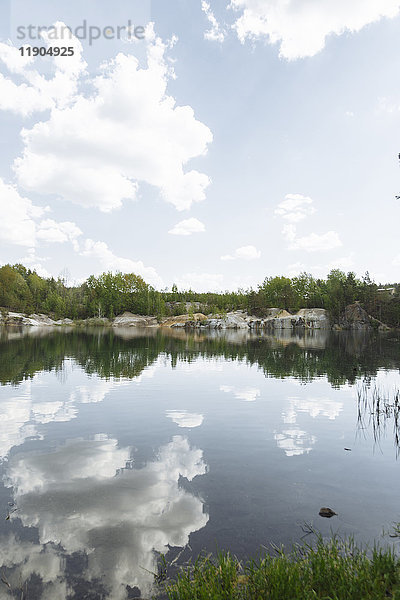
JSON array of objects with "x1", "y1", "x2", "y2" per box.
[{"x1": 0, "y1": 326, "x2": 399, "y2": 599}]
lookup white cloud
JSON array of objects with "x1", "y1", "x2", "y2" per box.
[
  {"x1": 0, "y1": 178, "x2": 46, "y2": 247},
  {"x1": 277, "y1": 196, "x2": 342, "y2": 252},
  {"x1": 80, "y1": 239, "x2": 163, "y2": 288},
  {"x1": 36, "y1": 219, "x2": 82, "y2": 250},
  {"x1": 287, "y1": 230, "x2": 343, "y2": 252},
  {"x1": 221, "y1": 244, "x2": 261, "y2": 261},
  {"x1": 174, "y1": 272, "x2": 224, "y2": 292},
  {"x1": 0, "y1": 177, "x2": 82, "y2": 274},
  {"x1": 281, "y1": 223, "x2": 297, "y2": 244},
  {"x1": 4, "y1": 24, "x2": 212, "y2": 212},
  {"x1": 202, "y1": 1, "x2": 226, "y2": 42},
  {"x1": 229, "y1": 0, "x2": 400, "y2": 60},
  {"x1": 275, "y1": 193, "x2": 315, "y2": 223},
  {"x1": 0, "y1": 23, "x2": 87, "y2": 116},
  {"x1": 393, "y1": 254, "x2": 400, "y2": 266},
  {"x1": 168, "y1": 217, "x2": 206, "y2": 236}
]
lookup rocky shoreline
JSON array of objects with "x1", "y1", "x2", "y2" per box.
[{"x1": 0, "y1": 303, "x2": 391, "y2": 331}]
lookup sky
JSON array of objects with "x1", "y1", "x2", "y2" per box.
[{"x1": 0, "y1": 0, "x2": 400, "y2": 291}]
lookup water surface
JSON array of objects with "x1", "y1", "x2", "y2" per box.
[{"x1": 0, "y1": 327, "x2": 399, "y2": 598}]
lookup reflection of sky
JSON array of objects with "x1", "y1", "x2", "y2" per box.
[
  {"x1": 4, "y1": 435, "x2": 208, "y2": 599},
  {"x1": 0, "y1": 535, "x2": 67, "y2": 600},
  {"x1": 0, "y1": 358, "x2": 162, "y2": 461},
  {"x1": 274, "y1": 394, "x2": 344, "y2": 456},
  {"x1": 0, "y1": 378, "x2": 77, "y2": 459},
  {"x1": 166, "y1": 410, "x2": 204, "y2": 428},
  {"x1": 274, "y1": 428, "x2": 317, "y2": 457},
  {"x1": 1, "y1": 333, "x2": 400, "y2": 593},
  {"x1": 220, "y1": 384, "x2": 261, "y2": 402},
  {"x1": 283, "y1": 396, "x2": 343, "y2": 423}
]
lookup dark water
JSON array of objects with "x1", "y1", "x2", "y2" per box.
[{"x1": 0, "y1": 326, "x2": 399, "y2": 598}]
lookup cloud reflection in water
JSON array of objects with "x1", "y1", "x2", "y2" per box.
[{"x1": 3, "y1": 435, "x2": 208, "y2": 599}]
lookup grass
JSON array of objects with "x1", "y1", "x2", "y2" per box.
[
  {"x1": 162, "y1": 535, "x2": 400, "y2": 600},
  {"x1": 357, "y1": 383, "x2": 400, "y2": 454}
]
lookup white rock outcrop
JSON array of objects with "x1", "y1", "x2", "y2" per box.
[
  {"x1": 202, "y1": 311, "x2": 249, "y2": 329},
  {"x1": 248, "y1": 308, "x2": 330, "y2": 330},
  {"x1": 112, "y1": 312, "x2": 158, "y2": 327}
]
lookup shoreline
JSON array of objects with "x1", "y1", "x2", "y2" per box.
[{"x1": 0, "y1": 305, "x2": 394, "y2": 332}]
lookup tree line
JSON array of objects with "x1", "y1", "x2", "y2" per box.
[{"x1": 0, "y1": 263, "x2": 399, "y2": 326}]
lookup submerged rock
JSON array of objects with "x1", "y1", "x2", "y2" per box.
[{"x1": 319, "y1": 507, "x2": 337, "y2": 518}]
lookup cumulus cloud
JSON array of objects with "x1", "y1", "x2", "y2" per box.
[
  {"x1": 0, "y1": 23, "x2": 87, "y2": 116},
  {"x1": 36, "y1": 219, "x2": 82, "y2": 250},
  {"x1": 168, "y1": 218, "x2": 206, "y2": 236},
  {"x1": 221, "y1": 245, "x2": 261, "y2": 261},
  {"x1": 2, "y1": 24, "x2": 212, "y2": 212},
  {"x1": 277, "y1": 194, "x2": 342, "y2": 252},
  {"x1": 0, "y1": 177, "x2": 82, "y2": 255},
  {"x1": 0, "y1": 178, "x2": 47, "y2": 247},
  {"x1": 275, "y1": 193, "x2": 315, "y2": 223},
  {"x1": 285, "y1": 229, "x2": 343, "y2": 252},
  {"x1": 80, "y1": 239, "x2": 163, "y2": 288},
  {"x1": 229, "y1": 0, "x2": 400, "y2": 59},
  {"x1": 202, "y1": 1, "x2": 226, "y2": 42}
]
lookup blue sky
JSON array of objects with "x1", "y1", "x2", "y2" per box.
[{"x1": 0, "y1": 0, "x2": 399, "y2": 290}]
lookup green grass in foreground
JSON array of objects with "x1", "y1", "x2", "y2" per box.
[{"x1": 164, "y1": 536, "x2": 400, "y2": 600}]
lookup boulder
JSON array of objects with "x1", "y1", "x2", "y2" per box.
[
  {"x1": 161, "y1": 313, "x2": 207, "y2": 328},
  {"x1": 54, "y1": 318, "x2": 74, "y2": 325},
  {"x1": 201, "y1": 311, "x2": 249, "y2": 329},
  {"x1": 4, "y1": 312, "x2": 57, "y2": 326},
  {"x1": 296, "y1": 308, "x2": 330, "y2": 329},
  {"x1": 249, "y1": 308, "x2": 330, "y2": 330},
  {"x1": 319, "y1": 507, "x2": 337, "y2": 518},
  {"x1": 112, "y1": 312, "x2": 158, "y2": 327},
  {"x1": 340, "y1": 303, "x2": 371, "y2": 330},
  {"x1": 263, "y1": 312, "x2": 303, "y2": 330},
  {"x1": 28, "y1": 313, "x2": 57, "y2": 325}
]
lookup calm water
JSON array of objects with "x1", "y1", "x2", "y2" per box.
[{"x1": 0, "y1": 326, "x2": 399, "y2": 598}]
